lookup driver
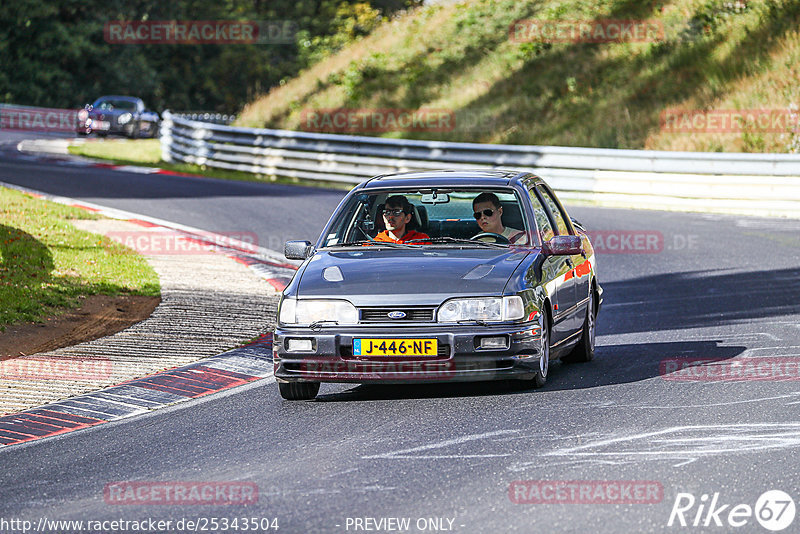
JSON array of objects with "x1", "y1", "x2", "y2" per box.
[
  {"x1": 472, "y1": 192, "x2": 527, "y2": 244},
  {"x1": 375, "y1": 195, "x2": 430, "y2": 243}
]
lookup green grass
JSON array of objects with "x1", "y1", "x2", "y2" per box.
[
  {"x1": 0, "y1": 187, "x2": 160, "y2": 327},
  {"x1": 237, "y1": 0, "x2": 800, "y2": 153},
  {"x1": 67, "y1": 139, "x2": 354, "y2": 191},
  {"x1": 72, "y1": 139, "x2": 163, "y2": 164}
]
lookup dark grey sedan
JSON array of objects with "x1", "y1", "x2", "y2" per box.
[
  {"x1": 273, "y1": 170, "x2": 602, "y2": 400},
  {"x1": 77, "y1": 96, "x2": 159, "y2": 138}
]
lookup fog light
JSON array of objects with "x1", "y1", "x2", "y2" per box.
[
  {"x1": 479, "y1": 336, "x2": 509, "y2": 349},
  {"x1": 287, "y1": 338, "x2": 313, "y2": 352}
]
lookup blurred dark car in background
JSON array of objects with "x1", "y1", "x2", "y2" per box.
[{"x1": 77, "y1": 96, "x2": 159, "y2": 139}]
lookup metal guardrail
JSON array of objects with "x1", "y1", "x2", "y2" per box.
[
  {"x1": 172, "y1": 111, "x2": 237, "y2": 125},
  {"x1": 159, "y1": 111, "x2": 800, "y2": 218}
]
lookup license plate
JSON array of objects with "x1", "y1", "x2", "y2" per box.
[
  {"x1": 353, "y1": 338, "x2": 438, "y2": 357},
  {"x1": 95, "y1": 121, "x2": 110, "y2": 130}
]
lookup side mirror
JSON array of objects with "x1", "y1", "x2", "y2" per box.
[
  {"x1": 570, "y1": 217, "x2": 586, "y2": 232},
  {"x1": 285, "y1": 240, "x2": 313, "y2": 260},
  {"x1": 542, "y1": 235, "x2": 582, "y2": 256}
]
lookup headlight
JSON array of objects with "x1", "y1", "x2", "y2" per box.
[
  {"x1": 278, "y1": 297, "x2": 358, "y2": 326},
  {"x1": 118, "y1": 112, "x2": 132, "y2": 125},
  {"x1": 437, "y1": 296, "x2": 524, "y2": 323}
]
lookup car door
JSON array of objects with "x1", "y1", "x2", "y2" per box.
[
  {"x1": 536, "y1": 185, "x2": 582, "y2": 341},
  {"x1": 524, "y1": 183, "x2": 575, "y2": 346}
]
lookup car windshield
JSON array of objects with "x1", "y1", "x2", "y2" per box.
[
  {"x1": 320, "y1": 188, "x2": 531, "y2": 248},
  {"x1": 94, "y1": 99, "x2": 137, "y2": 111}
]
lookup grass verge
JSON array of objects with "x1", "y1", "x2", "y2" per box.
[
  {"x1": 0, "y1": 187, "x2": 160, "y2": 328},
  {"x1": 67, "y1": 139, "x2": 355, "y2": 191}
]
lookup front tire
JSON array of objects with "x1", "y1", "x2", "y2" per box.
[
  {"x1": 532, "y1": 319, "x2": 550, "y2": 388},
  {"x1": 278, "y1": 381, "x2": 320, "y2": 400},
  {"x1": 563, "y1": 288, "x2": 596, "y2": 363}
]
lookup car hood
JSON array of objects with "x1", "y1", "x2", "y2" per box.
[{"x1": 294, "y1": 247, "x2": 531, "y2": 306}]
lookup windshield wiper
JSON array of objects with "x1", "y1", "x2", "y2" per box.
[
  {"x1": 405, "y1": 236, "x2": 507, "y2": 248},
  {"x1": 332, "y1": 240, "x2": 413, "y2": 248}
]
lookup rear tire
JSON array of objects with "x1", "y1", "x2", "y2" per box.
[
  {"x1": 278, "y1": 381, "x2": 320, "y2": 400},
  {"x1": 563, "y1": 288, "x2": 595, "y2": 363}
]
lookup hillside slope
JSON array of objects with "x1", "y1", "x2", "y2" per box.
[{"x1": 237, "y1": 0, "x2": 800, "y2": 153}]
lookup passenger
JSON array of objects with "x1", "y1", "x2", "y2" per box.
[
  {"x1": 472, "y1": 192, "x2": 527, "y2": 244},
  {"x1": 375, "y1": 195, "x2": 430, "y2": 243}
]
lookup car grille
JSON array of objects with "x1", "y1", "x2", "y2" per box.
[
  {"x1": 359, "y1": 307, "x2": 435, "y2": 323},
  {"x1": 340, "y1": 344, "x2": 450, "y2": 358}
]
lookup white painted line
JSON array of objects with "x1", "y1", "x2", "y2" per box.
[
  {"x1": 543, "y1": 423, "x2": 800, "y2": 466},
  {"x1": 362, "y1": 429, "x2": 518, "y2": 460},
  {"x1": 113, "y1": 165, "x2": 161, "y2": 174}
]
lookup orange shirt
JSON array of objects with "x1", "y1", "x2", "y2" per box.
[{"x1": 374, "y1": 230, "x2": 430, "y2": 244}]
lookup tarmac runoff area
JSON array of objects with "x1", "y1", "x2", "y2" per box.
[{"x1": 0, "y1": 216, "x2": 283, "y2": 419}]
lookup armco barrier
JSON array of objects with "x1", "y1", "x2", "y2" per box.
[
  {"x1": 173, "y1": 111, "x2": 236, "y2": 126},
  {"x1": 159, "y1": 111, "x2": 800, "y2": 218}
]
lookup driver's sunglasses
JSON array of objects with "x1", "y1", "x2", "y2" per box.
[
  {"x1": 382, "y1": 208, "x2": 406, "y2": 217},
  {"x1": 473, "y1": 208, "x2": 495, "y2": 219}
]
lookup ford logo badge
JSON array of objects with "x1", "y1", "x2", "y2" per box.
[{"x1": 388, "y1": 311, "x2": 406, "y2": 319}]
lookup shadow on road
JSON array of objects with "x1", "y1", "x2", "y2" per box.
[
  {"x1": 313, "y1": 340, "x2": 745, "y2": 401},
  {"x1": 599, "y1": 267, "x2": 800, "y2": 335}
]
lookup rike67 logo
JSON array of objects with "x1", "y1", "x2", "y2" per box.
[{"x1": 668, "y1": 490, "x2": 796, "y2": 531}]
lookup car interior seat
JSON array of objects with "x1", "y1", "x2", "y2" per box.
[{"x1": 500, "y1": 201, "x2": 525, "y2": 231}]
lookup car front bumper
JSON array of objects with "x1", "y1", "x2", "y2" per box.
[{"x1": 273, "y1": 322, "x2": 543, "y2": 384}]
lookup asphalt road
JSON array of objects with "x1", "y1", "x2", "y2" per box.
[{"x1": 1, "y1": 134, "x2": 800, "y2": 533}]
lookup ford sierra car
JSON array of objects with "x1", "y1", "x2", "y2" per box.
[{"x1": 273, "y1": 170, "x2": 602, "y2": 400}]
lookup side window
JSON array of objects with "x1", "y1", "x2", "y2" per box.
[
  {"x1": 538, "y1": 186, "x2": 570, "y2": 236},
  {"x1": 526, "y1": 186, "x2": 555, "y2": 243}
]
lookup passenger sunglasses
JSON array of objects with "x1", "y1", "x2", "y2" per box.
[
  {"x1": 473, "y1": 208, "x2": 496, "y2": 219},
  {"x1": 382, "y1": 208, "x2": 406, "y2": 217}
]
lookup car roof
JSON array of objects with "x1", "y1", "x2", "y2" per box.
[{"x1": 359, "y1": 169, "x2": 537, "y2": 190}]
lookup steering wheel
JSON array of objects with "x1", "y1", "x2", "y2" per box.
[{"x1": 471, "y1": 232, "x2": 510, "y2": 244}]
